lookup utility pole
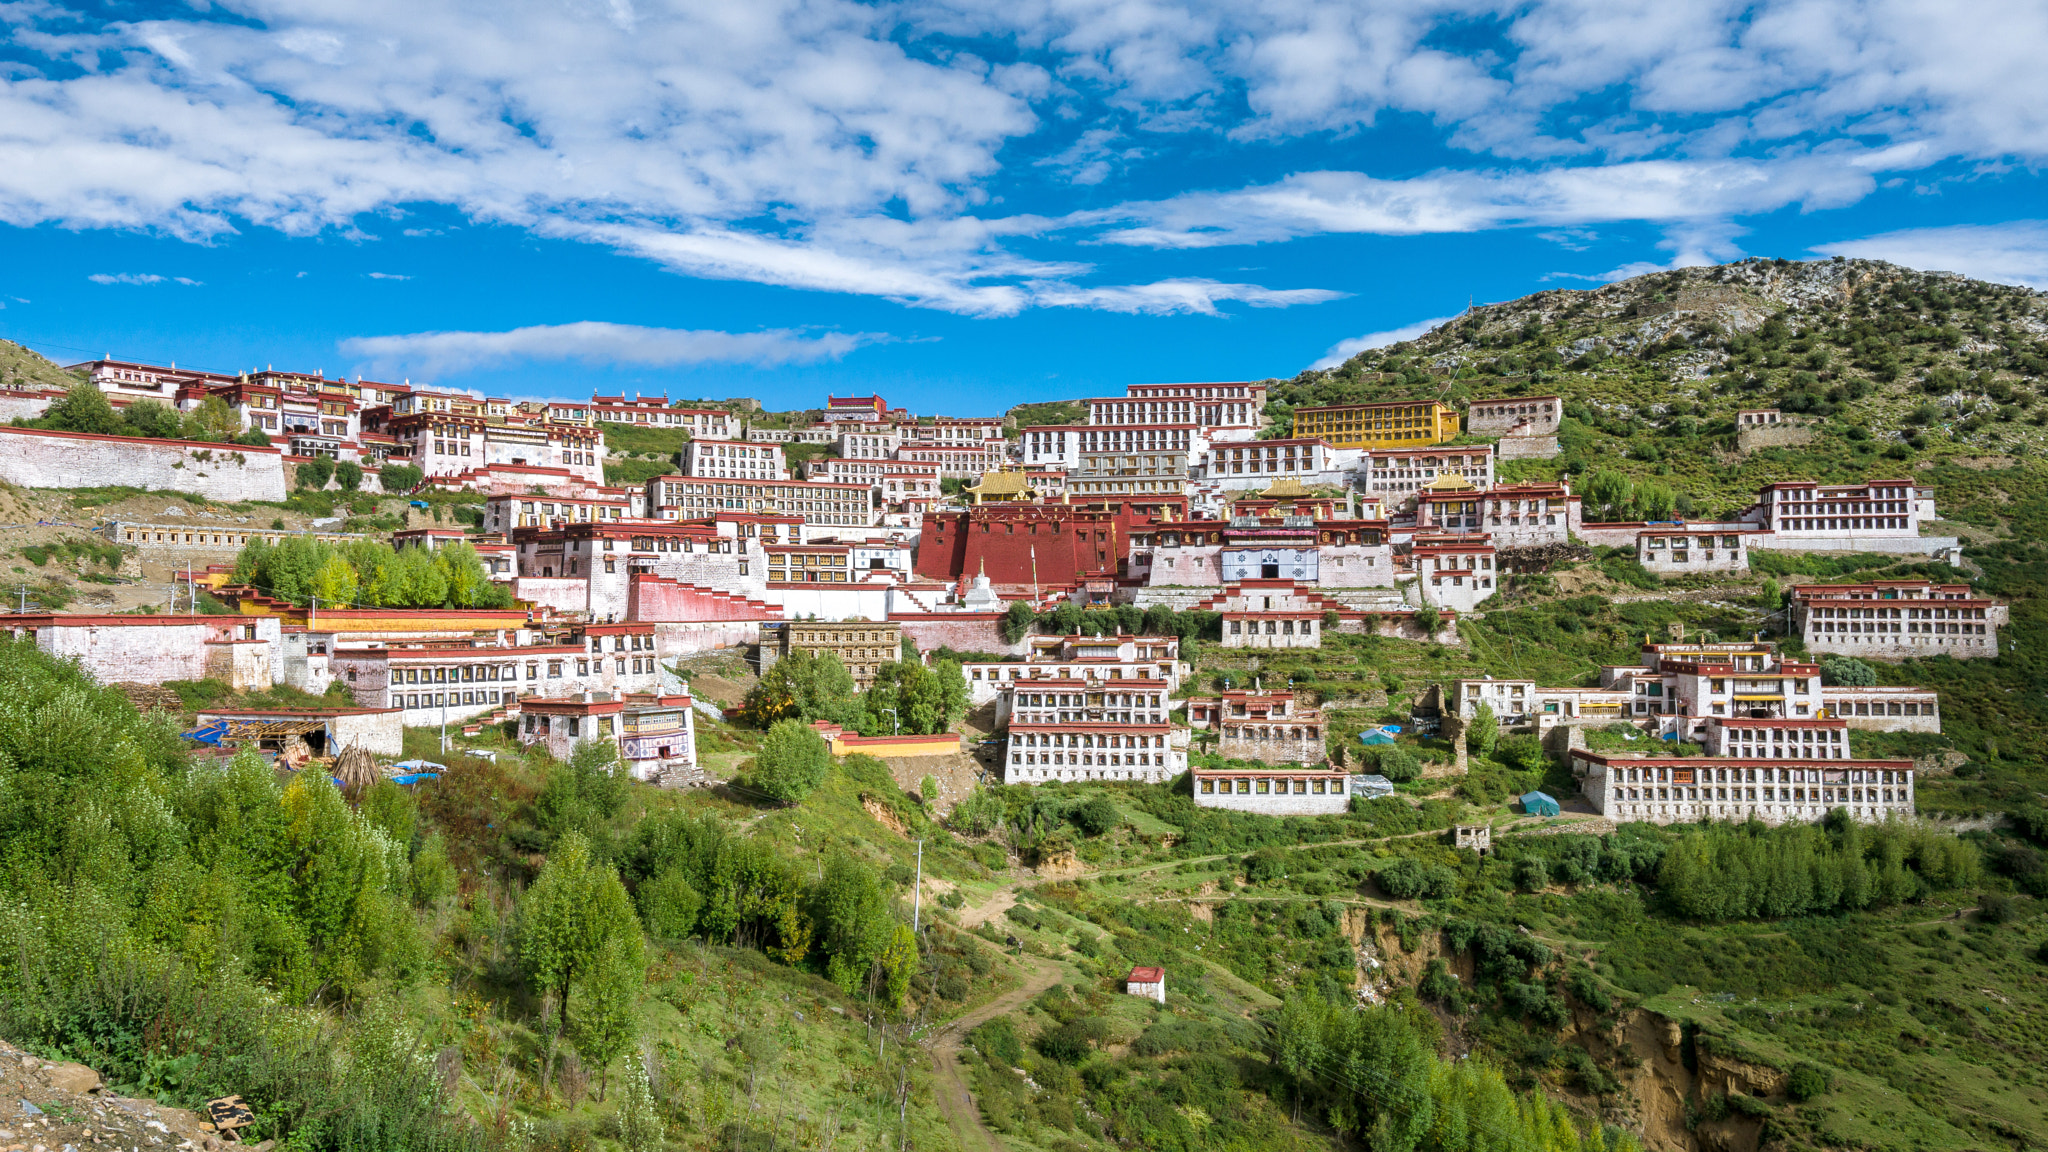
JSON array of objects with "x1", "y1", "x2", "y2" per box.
[{"x1": 912, "y1": 840, "x2": 924, "y2": 935}]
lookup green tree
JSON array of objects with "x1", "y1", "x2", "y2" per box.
[
  {"x1": 808, "y1": 851, "x2": 892, "y2": 994},
  {"x1": 41, "y1": 380, "x2": 121, "y2": 435},
  {"x1": 519, "y1": 831, "x2": 642, "y2": 1037},
  {"x1": 120, "y1": 399, "x2": 184, "y2": 438},
  {"x1": 379, "y1": 463, "x2": 424, "y2": 492},
  {"x1": 333, "y1": 460, "x2": 363, "y2": 491},
  {"x1": 739, "y1": 649, "x2": 857, "y2": 726},
  {"x1": 636, "y1": 871, "x2": 703, "y2": 939},
  {"x1": 186, "y1": 395, "x2": 241, "y2": 441},
  {"x1": 434, "y1": 540, "x2": 500, "y2": 608},
  {"x1": 1584, "y1": 468, "x2": 1633, "y2": 521},
  {"x1": 918, "y1": 774, "x2": 940, "y2": 808},
  {"x1": 1634, "y1": 480, "x2": 1677, "y2": 521},
  {"x1": 612, "y1": 1050, "x2": 667, "y2": 1152},
  {"x1": 297, "y1": 457, "x2": 336, "y2": 489},
  {"x1": 1411, "y1": 605, "x2": 1441, "y2": 635},
  {"x1": 572, "y1": 930, "x2": 645, "y2": 1101},
  {"x1": 1371, "y1": 745, "x2": 1422, "y2": 783},
  {"x1": 751, "y1": 719, "x2": 831, "y2": 804},
  {"x1": 933, "y1": 659, "x2": 969, "y2": 729},
  {"x1": 311, "y1": 556, "x2": 360, "y2": 608},
  {"x1": 1820, "y1": 655, "x2": 1878, "y2": 686},
  {"x1": 1467, "y1": 703, "x2": 1498, "y2": 757},
  {"x1": 1000, "y1": 600, "x2": 1037, "y2": 643}
]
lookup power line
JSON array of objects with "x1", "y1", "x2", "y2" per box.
[{"x1": 0, "y1": 328, "x2": 249, "y2": 378}]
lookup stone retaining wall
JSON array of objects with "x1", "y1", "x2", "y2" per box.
[{"x1": 0, "y1": 426, "x2": 287, "y2": 501}]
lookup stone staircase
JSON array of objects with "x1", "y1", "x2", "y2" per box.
[{"x1": 460, "y1": 699, "x2": 523, "y2": 736}]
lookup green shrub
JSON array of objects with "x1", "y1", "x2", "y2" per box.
[
  {"x1": 970, "y1": 1018, "x2": 1023, "y2": 1066},
  {"x1": 1787, "y1": 1063, "x2": 1830, "y2": 1101}
]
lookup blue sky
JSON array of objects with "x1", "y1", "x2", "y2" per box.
[{"x1": 3, "y1": 0, "x2": 2047, "y2": 416}]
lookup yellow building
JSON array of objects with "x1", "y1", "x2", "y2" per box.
[{"x1": 1291, "y1": 400, "x2": 1459, "y2": 449}]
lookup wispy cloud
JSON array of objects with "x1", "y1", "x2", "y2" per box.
[
  {"x1": 1812, "y1": 221, "x2": 2048, "y2": 290},
  {"x1": 1088, "y1": 159, "x2": 1884, "y2": 250},
  {"x1": 1310, "y1": 315, "x2": 1457, "y2": 370},
  {"x1": 339, "y1": 321, "x2": 888, "y2": 377},
  {"x1": 3, "y1": 0, "x2": 2047, "y2": 315},
  {"x1": 87, "y1": 273, "x2": 202, "y2": 286},
  {"x1": 1030, "y1": 278, "x2": 1344, "y2": 316},
  {"x1": 365, "y1": 272, "x2": 412, "y2": 281}
]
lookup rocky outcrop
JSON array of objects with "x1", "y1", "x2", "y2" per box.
[
  {"x1": 1607, "y1": 1009, "x2": 1776, "y2": 1152},
  {"x1": 0, "y1": 1038, "x2": 267, "y2": 1151}
]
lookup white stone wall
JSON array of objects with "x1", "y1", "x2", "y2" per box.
[
  {"x1": 19, "y1": 618, "x2": 279, "y2": 688},
  {"x1": 1136, "y1": 544, "x2": 1393, "y2": 588},
  {"x1": 1637, "y1": 534, "x2": 1752, "y2": 574},
  {"x1": 1749, "y1": 534, "x2": 1960, "y2": 558},
  {"x1": 1001, "y1": 734, "x2": 1183, "y2": 785},
  {"x1": 766, "y1": 582, "x2": 892, "y2": 621},
  {"x1": 0, "y1": 427, "x2": 288, "y2": 501},
  {"x1": 1222, "y1": 616, "x2": 1323, "y2": 647},
  {"x1": 1417, "y1": 566, "x2": 1497, "y2": 613},
  {"x1": 1823, "y1": 689, "x2": 1941, "y2": 732},
  {"x1": 650, "y1": 620, "x2": 762, "y2": 655},
  {"x1": 1194, "y1": 775, "x2": 1350, "y2": 816},
  {"x1": 1465, "y1": 398, "x2": 1561, "y2": 436},
  {"x1": 1495, "y1": 435, "x2": 1559, "y2": 460},
  {"x1": 1799, "y1": 613, "x2": 2000, "y2": 661},
  {"x1": 0, "y1": 391, "x2": 57, "y2": 422},
  {"x1": 1580, "y1": 757, "x2": 1913, "y2": 825}
]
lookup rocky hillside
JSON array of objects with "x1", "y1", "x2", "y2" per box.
[
  {"x1": 0, "y1": 339, "x2": 84, "y2": 392},
  {"x1": 1273, "y1": 258, "x2": 2048, "y2": 514}
]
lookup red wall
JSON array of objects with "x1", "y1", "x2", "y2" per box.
[
  {"x1": 628, "y1": 576, "x2": 780, "y2": 622},
  {"x1": 916, "y1": 501, "x2": 1183, "y2": 585},
  {"x1": 894, "y1": 615, "x2": 1026, "y2": 656}
]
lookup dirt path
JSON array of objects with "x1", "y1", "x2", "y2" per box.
[{"x1": 928, "y1": 953, "x2": 1063, "y2": 1152}]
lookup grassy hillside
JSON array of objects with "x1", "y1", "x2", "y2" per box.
[{"x1": 0, "y1": 339, "x2": 85, "y2": 390}]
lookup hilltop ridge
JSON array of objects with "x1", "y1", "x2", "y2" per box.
[{"x1": 1279, "y1": 257, "x2": 2048, "y2": 454}]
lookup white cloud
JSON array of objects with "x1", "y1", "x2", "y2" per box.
[
  {"x1": 339, "y1": 320, "x2": 886, "y2": 377},
  {"x1": 1027, "y1": 277, "x2": 1343, "y2": 315},
  {"x1": 1812, "y1": 220, "x2": 2048, "y2": 289},
  {"x1": 3, "y1": 0, "x2": 2048, "y2": 314},
  {"x1": 1310, "y1": 315, "x2": 1456, "y2": 369},
  {"x1": 1089, "y1": 157, "x2": 1883, "y2": 249},
  {"x1": 87, "y1": 273, "x2": 202, "y2": 286},
  {"x1": 365, "y1": 272, "x2": 412, "y2": 280}
]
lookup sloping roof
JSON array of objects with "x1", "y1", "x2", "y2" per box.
[
  {"x1": 1424, "y1": 473, "x2": 1477, "y2": 491},
  {"x1": 1127, "y1": 966, "x2": 1165, "y2": 983},
  {"x1": 970, "y1": 469, "x2": 1031, "y2": 496},
  {"x1": 1259, "y1": 476, "x2": 1313, "y2": 499}
]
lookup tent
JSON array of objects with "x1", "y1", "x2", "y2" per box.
[
  {"x1": 1519, "y1": 790, "x2": 1561, "y2": 817},
  {"x1": 1351, "y1": 774, "x2": 1395, "y2": 799},
  {"x1": 1359, "y1": 730, "x2": 1396, "y2": 746}
]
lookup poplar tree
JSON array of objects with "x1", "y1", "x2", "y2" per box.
[{"x1": 520, "y1": 832, "x2": 642, "y2": 1035}]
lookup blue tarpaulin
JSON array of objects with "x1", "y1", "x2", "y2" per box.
[
  {"x1": 1519, "y1": 790, "x2": 1561, "y2": 817},
  {"x1": 182, "y1": 720, "x2": 230, "y2": 745},
  {"x1": 1360, "y1": 730, "x2": 1395, "y2": 745}
]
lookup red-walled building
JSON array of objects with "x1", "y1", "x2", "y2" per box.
[{"x1": 915, "y1": 497, "x2": 1188, "y2": 587}]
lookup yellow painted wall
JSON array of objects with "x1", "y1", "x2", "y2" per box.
[{"x1": 1292, "y1": 401, "x2": 1459, "y2": 449}]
